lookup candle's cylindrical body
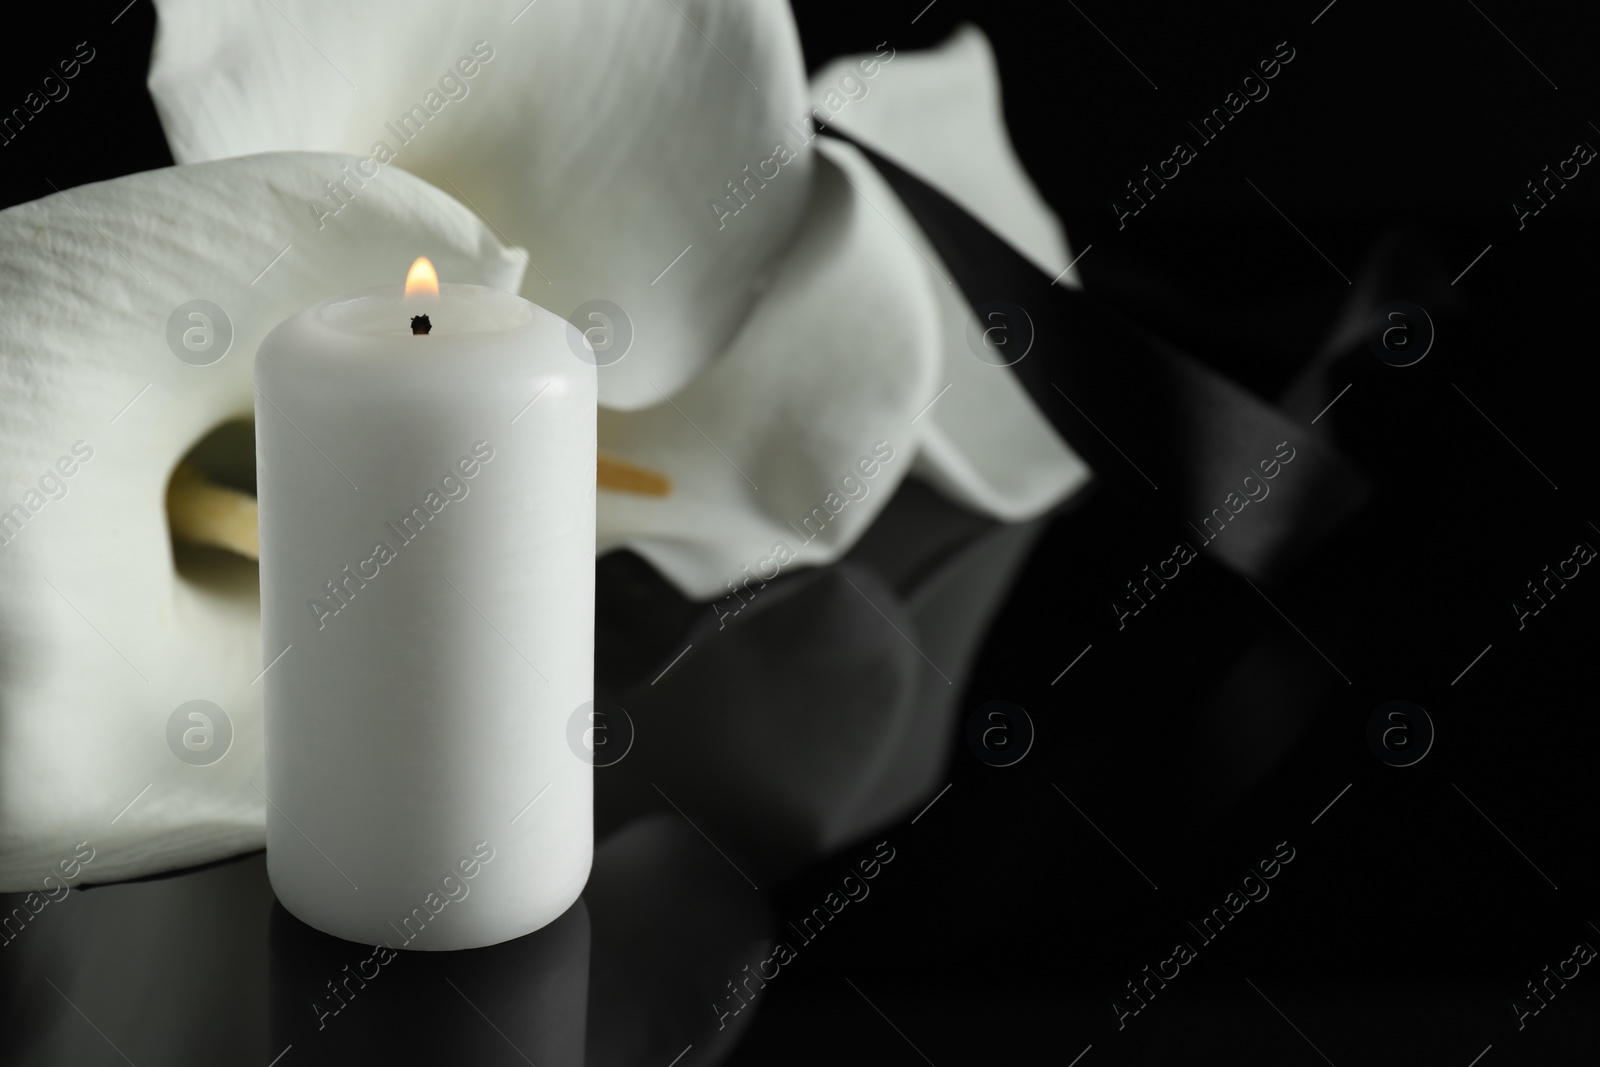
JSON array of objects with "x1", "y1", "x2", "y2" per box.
[{"x1": 255, "y1": 283, "x2": 595, "y2": 950}]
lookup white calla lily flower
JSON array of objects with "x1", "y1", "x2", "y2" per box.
[
  {"x1": 0, "y1": 154, "x2": 523, "y2": 888},
  {"x1": 148, "y1": 0, "x2": 815, "y2": 410}
]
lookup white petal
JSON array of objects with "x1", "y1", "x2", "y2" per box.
[
  {"x1": 147, "y1": 0, "x2": 815, "y2": 409},
  {"x1": 0, "y1": 154, "x2": 523, "y2": 889},
  {"x1": 907, "y1": 280, "x2": 1093, "y2": 522},
  {"x1": 811, "y1": 27, "x2": 1092, "y2": 521},
  {"x1": 812, "y1": 26, "x2": 1069, "y2": 278},
  {"x1": 596, "y1": 138, "x2": 941, "y2": 599}
]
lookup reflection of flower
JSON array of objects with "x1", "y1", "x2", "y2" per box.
[{"x1": 0, "y1": 0, "x2": 1088, "y2": 886}]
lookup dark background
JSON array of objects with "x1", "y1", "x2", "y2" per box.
[{"x1": 4, "y1": 1, "x2": 1599, "y2": 1063}]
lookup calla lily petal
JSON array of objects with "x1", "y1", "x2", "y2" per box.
[
  {"x1": 596, "y1": 139, "x2": 941, "y2": 600},
  {"x1": 146, "y1": 0, "x2": 816, "y2": 409},
  {"x1": 0, "y1": 153, "x2": 524, "y2": 889},
  {"x1": 813, "y1": 26, "x2": 1072, "y2": 277},
  {"x1": 811, "y1": 27, "x2": 1092, "y2": 520}
]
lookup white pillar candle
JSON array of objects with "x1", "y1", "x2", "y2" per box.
[{"x1": 254, "y1": 259, "x2": 595, "y2": 951}]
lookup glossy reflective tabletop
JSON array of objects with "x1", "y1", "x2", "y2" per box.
[{"x1": 7, "y1": 453, "x2": 1600, "y2": 1065}]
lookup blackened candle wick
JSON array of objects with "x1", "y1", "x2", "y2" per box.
[{"x1": 411, "y1": 314, "x2": 432, "y2": 336}]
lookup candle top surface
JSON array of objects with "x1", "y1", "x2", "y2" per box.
[{"x1": 319, "y1": 282, "x2": 534, "y2": 337}]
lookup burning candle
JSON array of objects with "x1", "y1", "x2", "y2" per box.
[{"x1": 254, "y1": 258, "x2": 595, "y2": 950}]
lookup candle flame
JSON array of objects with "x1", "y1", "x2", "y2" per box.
[{"x1": 404, "y1": 256, "x2": 439, "y2": 299}]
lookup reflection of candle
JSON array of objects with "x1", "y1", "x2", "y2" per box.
[
  {"x1": 255, "y1": 258, "x2": 595, "y2": 950},
  {"x1": 270, "y1": 896, "x2": 590, "y2": 1061}
]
